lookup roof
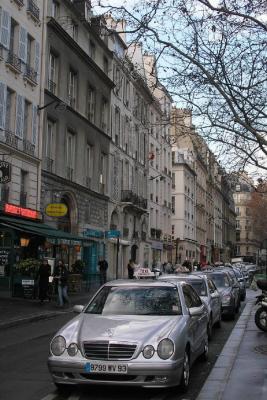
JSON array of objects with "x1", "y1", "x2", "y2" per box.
[
  {"x1": 159, "y1": 274, "x2": 204, "y2": 282},
  {"x1": 105, "y1": 279, "x2": 178, "y2": 287}
]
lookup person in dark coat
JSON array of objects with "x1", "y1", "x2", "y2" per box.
[
  {"x1": 98, "y1": 257, "x2": 108, "y2": 285},
  {"x1": 53, "y1": 260, "x2": 70, "y2": 307},
  {"x1": 127, "y1": 259, "x2": 135, "y2": 279},
  {"x1": 37, "y1": 259, "x2": 51, "y2": 304}
]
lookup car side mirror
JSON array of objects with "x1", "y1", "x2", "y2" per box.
[
  {"x1": 189, "y1": 306, "x2": 204, "y2": 317},
  {"x1": 73, "y1": 305, "x2": 84, "y2": 313}
]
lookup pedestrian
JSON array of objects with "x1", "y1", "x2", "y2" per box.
[
  {"x1": 53, "y1": 260, "x2": 70, "y2": 307},
  {"x1": 37, "y1": 259, "x2": 51, "y2": 304},
  {"x1": 127, "y1": 259, "x2": 135, "y2": 279},
  {"x1": 98, "y1": 257, "x2": 108, "y2": 285}
]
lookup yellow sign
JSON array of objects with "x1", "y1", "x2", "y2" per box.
[{"x1": 45, "y1": 203, "x2": 68, "y2": 217}]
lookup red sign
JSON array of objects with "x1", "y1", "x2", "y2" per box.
[{"x1": 4, "y1": 203, "x2": 40, "y2": 220}]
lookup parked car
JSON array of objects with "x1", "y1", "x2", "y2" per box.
[
  {"x1": 159, "y1": 273, "x2": 222, "y2": 339},
  {"x1": 204, "y1": 270, "x2": 240, "y2": 319},
  {"x1": 232, "y1": 268, "x2": 246, "y2": 301},
  {"x1": 219, "y1": 267, "x2": 242, "y2": 305},
  {"x1": 48, "y1": 279, "x2": 209, "y2": 392}
]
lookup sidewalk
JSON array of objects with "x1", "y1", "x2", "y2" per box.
[
  {"x1": 0, "y1": 285, "x2": 99, "y2": 329},
  {"x1": 197, "y1": 288, "x2": 267, "y2": 400}
]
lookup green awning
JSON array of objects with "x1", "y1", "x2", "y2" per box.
[{"x1": 0, "y1": 215, "x2": 84, "y2": 244}]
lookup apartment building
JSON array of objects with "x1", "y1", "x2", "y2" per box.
[
  {"x1": 0, "y1": 0, "x2": 42, "y2": 209},
  {"x1": 40, "y1": 0, "x2": 114, "y2": 272}
]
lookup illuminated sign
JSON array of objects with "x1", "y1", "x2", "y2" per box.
[
  {"x1": 4, "y1": 203, "x2": 40, "y2": 220},
  {"x1": 45, "y1": 203, "x2": 68, "y2": 217}
]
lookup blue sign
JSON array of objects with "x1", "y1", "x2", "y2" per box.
[
  {"x1": 83, "y1": 229, "x2": 104, "y2": 239},
  {"x1": 105, "y1": 230, "x2": 121, "y2": 239}
]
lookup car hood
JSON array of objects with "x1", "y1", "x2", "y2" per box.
[{"x1": 57, "y1": 313, "x2": 184, "y2": 346}]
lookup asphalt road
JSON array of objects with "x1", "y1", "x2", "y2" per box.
[{"x1": 0, "y1": 302, "x2": 246, "y2": 400}]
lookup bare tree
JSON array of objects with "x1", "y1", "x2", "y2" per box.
[{"x1": 94, "y1": 0, "x2": 267, "y2": 174}]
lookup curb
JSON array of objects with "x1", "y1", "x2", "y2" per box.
[
  {"x1": 0, "y1": 309, "x2": 72, "y2": 329},
  {"x1": 196, "y1": 298, "x2": 255, "y2": 400}
]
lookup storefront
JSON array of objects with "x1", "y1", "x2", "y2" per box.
[
  {"x1": 82, "y1": 229, "x2": 106, "y2": 285},
  {"x1": 151, "y1": 241, "x2": 163, "y2": 265},
  {"x1": 0, "y1": 203, "x2": 84, "y2": 296}
]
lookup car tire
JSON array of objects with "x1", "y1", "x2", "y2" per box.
[
  {"x1": 179, "y1": 349, "x2": 190, "y2": 393},
  {"x1": 215, "y1": 310, "x2": 222, "y2": 328},
  {"x1": 235, "y1": 301, "x2": 240, "y2": 313},
  {"x1": 200, "y1": 339, "x2": 209, "y2": 362}
]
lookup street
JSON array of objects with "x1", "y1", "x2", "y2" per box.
[{"x1": 0, "y1": 302, "x2": 246, "y2": 400}]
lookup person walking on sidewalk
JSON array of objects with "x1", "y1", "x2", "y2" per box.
[
  {"x1": 37, "y1": 259, "x2": 51, "y2": 304},
  {"x1": 98, "y1": 257, "x2": 108, "y2": 285},
  {"x1": 53, "y1": 260, "x2": 70, "y2": 307}
]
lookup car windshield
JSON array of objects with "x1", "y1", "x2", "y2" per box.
[
  {"x1": 84, "y1": 286, "x2": 182, "y2": 316},
  {"x1": 210, "y1": 274, "x2": 230, "y2": 288},
  {"x1": 188, "y1": 281, "x2": 207, "y2": 296}
]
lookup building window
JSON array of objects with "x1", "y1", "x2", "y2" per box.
[
  {"x1": 20, "y1": 170, "x2": 28, "y2": 207},
  {"x1": 123, "y1": 79, "x2": 130, "y2": 107},
  {"x1": 100, "y1": 97, "x2": 108, "y2": 132},
  {"x1": 85, "y1": 144, "x2": 93, "y2": 187},
  {"x1": 68, "y1": 69, "x2": 77, "y2": 108},
  {"x1": 99, "y1": 153, "x2": 107, "y2": 193},
  {"x1": 66, "y1": 130, "x2": 76, "y2": 180},
  {"x1": 5, "y1": 87, "x2": 14, "y2": 132},
  {"x1": 48, "y1": 52, "x2": 58, "y2": 94},
  {"x1": 89, "y1": 40, "x2": 96, "y2": 60},
  {"x1": 103, "y1": 57, "x2": 108, "y2": 74},
  {"x1": 172, "y1": 196, "x2": 175, "y2": 214},
  {"x1": 23, "y1": 100, "x2": 31, "y2": 139},
  {"x1": 114, "y1": 107, "x2": 120, "y2": 145},
  {"x1": 87, "y1": 86, "x2": 95, "y2": 123},
  {"x1": 51, "y1": 0, "x2": 59, "y2": 18}
]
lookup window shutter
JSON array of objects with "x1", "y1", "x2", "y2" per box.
[
  {"x1": 32, "y1": 105, "x2": 38, "y2": 145},
  {"x1": 0, "y1": 10, "x2": 10, "y2": 49},
  {"x1": 34, "y1": 41, "x2": 40, "y2": 78},
  {"x1": 18, "y1": 26, "x2": 27, "y2": 63},
  {"x1": 0, "y1": 82, "x2": 7, "y2": 129},
  {"x1": 15, "y1": 95, "x2": 25, "y2": 138}
]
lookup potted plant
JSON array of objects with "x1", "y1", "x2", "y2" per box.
[
  {"x1": 14, "y1": 258, "x2": 41, "y2": 277},
  {"x1": 13, "y1": 258, "x2": 41, "y2": 298}
]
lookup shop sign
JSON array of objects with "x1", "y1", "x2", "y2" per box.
[
  {"x1": 151, "y1": 241, "x2": 163, "y2": 250},
  {"x1": 4, "y1": 203, "x2": 40, "y2": 219},
  {"x1": 0, "y1": 161, "x2": 11, "y2": 184},
  {"x1": 45, "y1": 203, "x2": 68, "y2": 217},
  {"x1": 105, "y1": 230, "x2": 120, "y2": 239},
  {"x1": 83, "y1": 229, "x2": 104, "y2": 239}
]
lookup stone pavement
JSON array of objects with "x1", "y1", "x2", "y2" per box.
[
  {"x1": 0, "y1": 285, "x2": 99, "y2": 329},
  {"x1": 197, "y1": 288, "x2": 267, "y2": 400}
]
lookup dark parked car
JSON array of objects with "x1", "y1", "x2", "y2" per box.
[
  {"x1": 204, "y1": 270, "x2": 240, "y2": 319},
  {"x1": 232, "y1": 268, "x2": 246, "y2": 301}
]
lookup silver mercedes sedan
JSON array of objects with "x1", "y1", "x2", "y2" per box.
[{"x1": 48, "y1": 279, "x2": 208, "y2": 392}]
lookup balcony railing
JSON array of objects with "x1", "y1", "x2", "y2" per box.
[
  {"x1": 141, "y1": 231, "x2": 146, "y2": 241},
  {"x1": 43, "y1": 157, "x2": 54, "y2": 172},
  {"x1": 123, "y1": 227, "x2": 129, "y2": 237},
  {"x1": 67, "y1": 167, "x2": 74, "y2": 181},
  {"x1": 27, "y1": 0, "x2": 40, "y2": 21},
  {"x1": 0, "y1": 187, "x2": 9, "y2": 203},
  {"x1": 121, "y1": 190, "x2": 147, "y2": 209},
  {"x1": 24, "y1": 64, "x2": 37, "y2": 83},
  {"x1": 48, "y1": 79, "x2": 57, "y2": 94},
  {"x1": 20, "y1": 191, "x2": 27, "y2": 207},
  {"x1": 23, "y1": 139, "x2": 35, "y2": 156},
  {"x1": 4, "y1": 130, "x2": 19, "y2": 149},
  {"x1": 6, "y1": 52, "x2": 21, "y2": 72},
  {"x1": 14, "y1": 0, "x2": 24, "y2": 6}
]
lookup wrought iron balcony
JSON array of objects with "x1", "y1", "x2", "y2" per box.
[
  {"x1": 6, "y1": 52, "x2": 21, "y2": 72},
  {"x1": 24, "y1": 64, "x2": 37, "y2": 83},
  {"x1": 27, "y1": 0, "x2": 40, "y2": 21},
  {"x1": 121, "y1": 190, "x2": 135, "y2": 203},
  {"x1": 43, "y1": 157, "x2": 54, "y2": 172},
  {"x1": 23, "y1": 139, "x2": 35, "y2": 156},
  {"x1": 48, "y1": 80, "x2": 57, "y2": 94},
  {"x1": 0, "y1": 186, "x2": 9, "y2": 203},
  {"x1": 20, "y1": 191, "x2": 27, "y2": 207},
  {"x1": 4, "y1": 130, "x2": 19, "y2": 149},
  {"x1": 14, "y1": 0, "x2": 24, "y2": 6}
]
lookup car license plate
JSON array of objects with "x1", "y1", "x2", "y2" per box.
[{"x1": 84, "y1": 362, "x2": 128, "y2": 374}]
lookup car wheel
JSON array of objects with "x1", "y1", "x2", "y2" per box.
[
  {"x1": 235, "y1": 301, "x2": 240, "y2": 313},
  {"x1": 207, "y1": 317, "x2": 213, "y2": 340},
  {"x1": 200, "y1": 339, "x2": 209, "y2": 362},
  {"x1": 179, "y1": 349, "x2": 190, "y2": 393},
  {"x1": 215, "y1": 310, "x2": 222, "y2": 328}
]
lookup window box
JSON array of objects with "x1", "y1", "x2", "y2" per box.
[{"x1": 27, "y1": 0, "x2": 40, "y2": 22}]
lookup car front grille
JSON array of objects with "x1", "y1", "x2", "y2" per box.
[{"x1": 83, "y1": 341, "x2": 137, "y2": 360}]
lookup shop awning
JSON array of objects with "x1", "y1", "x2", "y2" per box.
[{"x1": 0, "y1": 215, "x2": 84, "y2": 244}]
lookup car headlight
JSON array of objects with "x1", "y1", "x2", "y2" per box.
[
  {"x1": 51, "y1": 336, "x2": 66, "y2": 356},
  {"x1": 143, "y1": 345, "x2": 155, "y2": 359},
  {"x1": 222, "y1": 295, "x2": 231, "y2": 304},
  {"x1": 67, "y1": 343, "x2": 78, "y2": 356},
  {"x1": 157, "y1": 339, "x2": 174, "y2": 360}
]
